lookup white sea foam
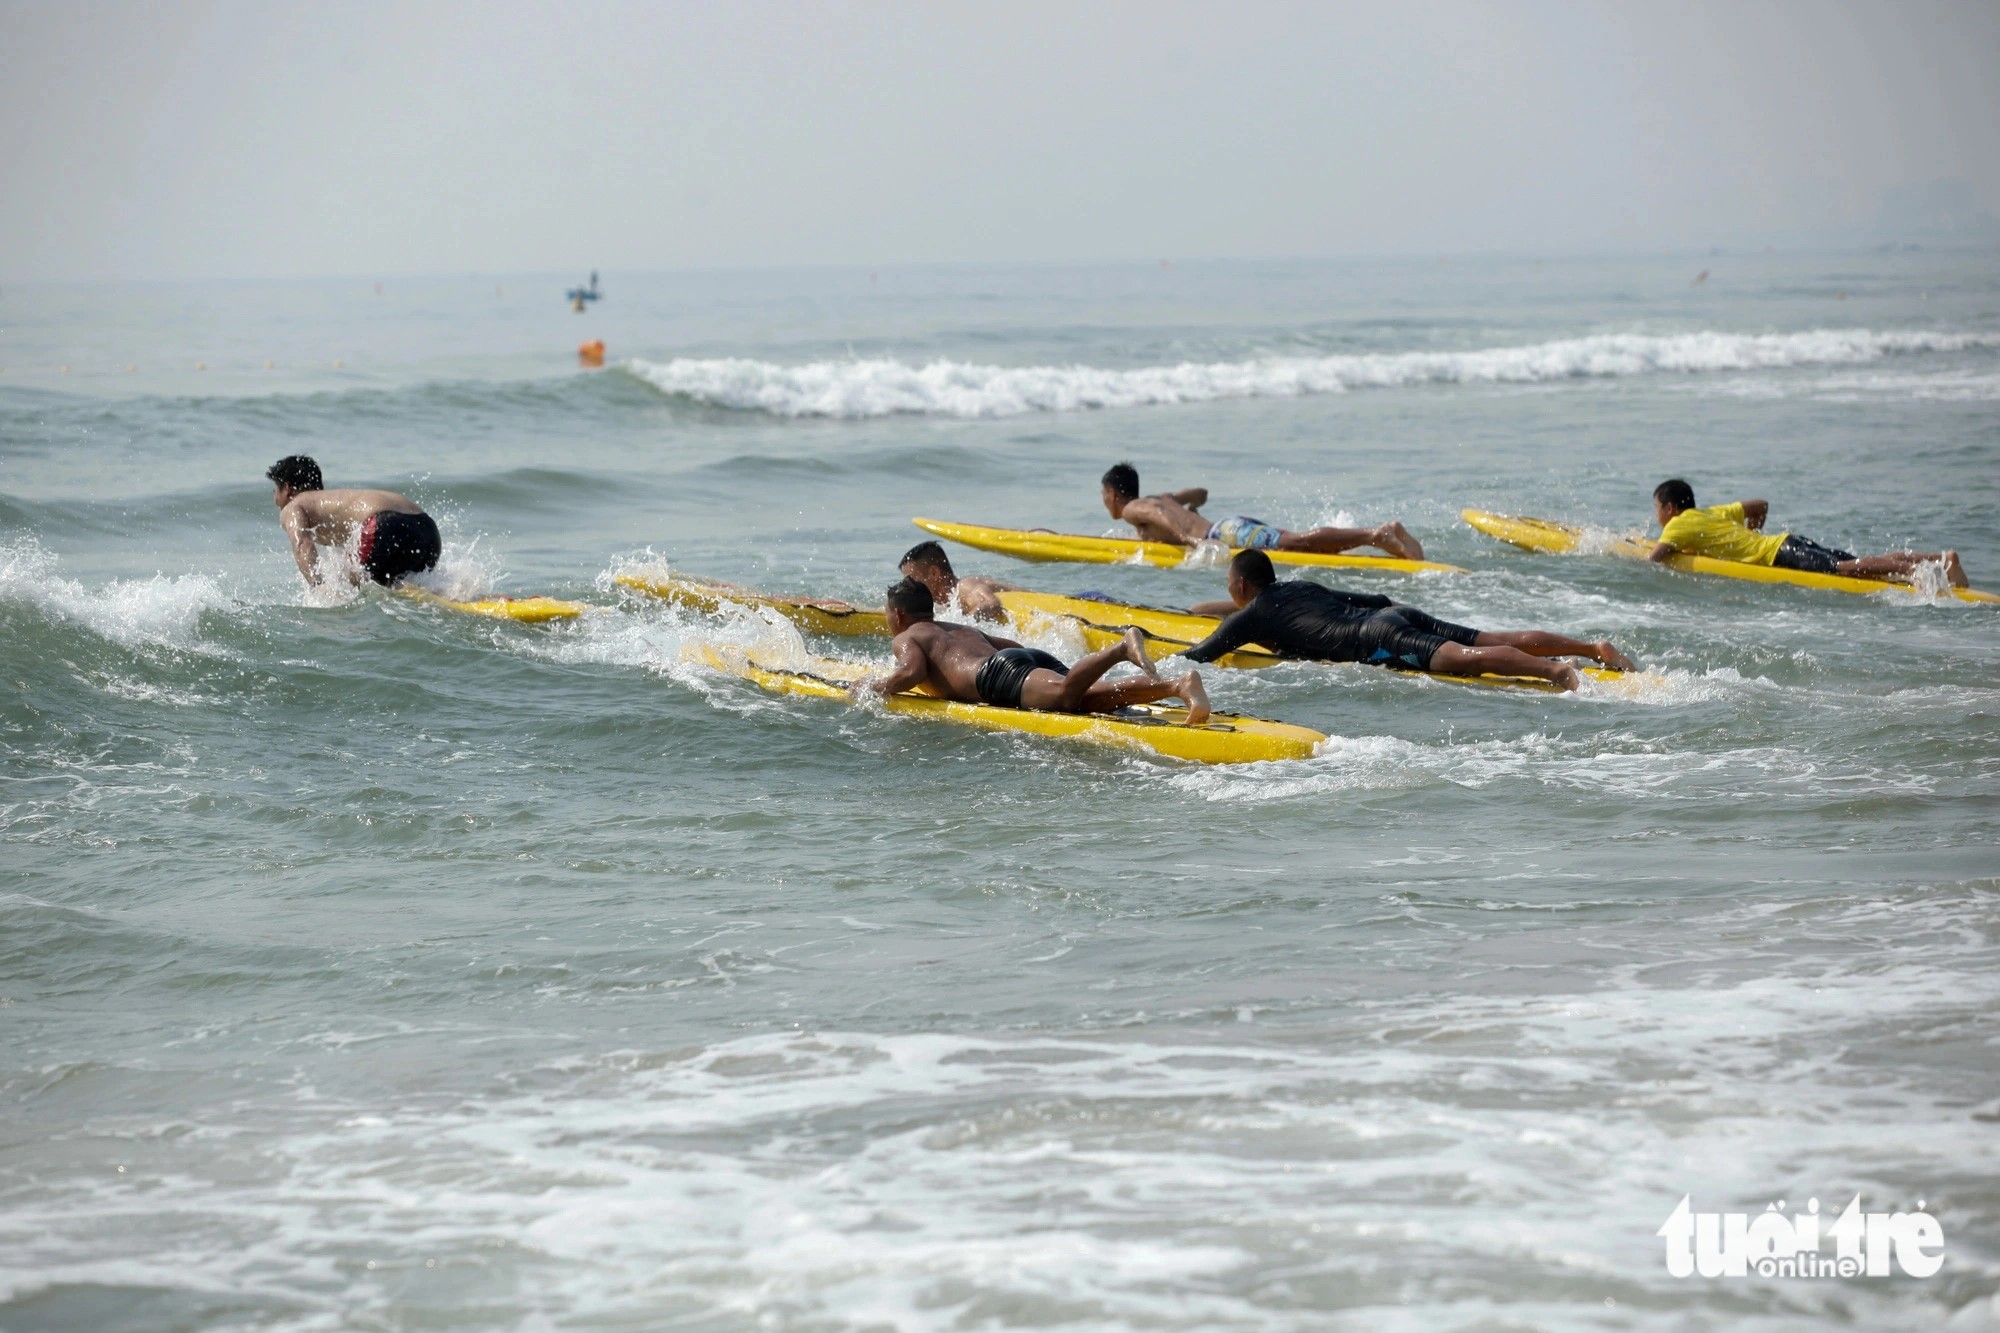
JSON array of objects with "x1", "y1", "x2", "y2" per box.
[
  {"x1": 1169, "y1": 723, "x2": 1927, "y2": 805},
  {"x1": 7, "y1": 976, "x2": 1986, "y2": 1328},
  {"x1": 0, "y1": 539, "x2": 234, "y2": 652},
  {"x1": 624, "y1": 328, "x2": 1998, "y2": 419}
]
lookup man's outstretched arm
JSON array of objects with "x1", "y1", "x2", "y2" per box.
[
  {"x1": 1647, "y1": 541, "x2": 1677, "y2": 563},
  {"x1": 1179, "y1": 605, "x2": 1264, "y2": 664},
  {"x1": 1736, "y1": 499, "x2": 1769, "y2": 529},
  {"x1": 1167, "y1": 487, "x2": 1208, "y2": 509},
  {"x1": 858, "y1": 638, "x2": 932, "y2": 697},
  {"x1": 281, "y1": 506, "x2": 322, "y2": 584}
]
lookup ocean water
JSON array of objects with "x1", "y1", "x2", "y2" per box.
[{"x1": 2, "y1": 253, "x2": 1997, "y2": 1330}]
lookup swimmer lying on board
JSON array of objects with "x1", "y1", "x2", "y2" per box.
[
  {"x1": 1648, "y1": 478, "x2": 1969, "y2": 588},
  {"x1": 268, "y1": 454, "x2": 440, "y2": 588},
  {"x1": 1099, "y1": 460, "x2": 1425, "y2": 561},
  {"x1": 857, "y1": 578, "x2": 1210, "y2": 723},
  {"x1": 1179, "y1": 551, "x2": 1634, "y2": 690},
  {"x1": 898, "y1": 540, "x2": 1018, "y2": 621}
]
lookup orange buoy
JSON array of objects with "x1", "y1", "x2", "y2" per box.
[{"x1": 578, "y1": 339, "x2": 606, "y2": 367}]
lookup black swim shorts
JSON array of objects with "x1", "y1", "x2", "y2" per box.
[
  {"x1": 357, "y1": 511, "x2": 442, "y2": 586},
  {"x1": 973, "y1": 646, "x2": 1068, "y2": 709},
  {"x1": 1356, "y1": 607, "x2": 1481, "y2": 672},
  {"x1": 1770, "y1": 534, "x2": 1854, "y2": 576}
]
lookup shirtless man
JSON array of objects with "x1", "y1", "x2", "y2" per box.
[
  {"x1": 1648, "y1": 479, "x2": 1969, "y2": 588},
  {"x1": 1099, "y1": 461, "x2": 1425, "y2": 561},
  {"x1": 1180, "y1": 550, "x2": 1634, "y2": 690},
  {"x1": 267, "y1": 455, "x2": 440, "y2": 587},
  {"x1": 858, "y1": 578, "x2": 1210, "y2": 723},
  {"x1": 898, "y1": 540, "x2": 1018, "y2": 621}
]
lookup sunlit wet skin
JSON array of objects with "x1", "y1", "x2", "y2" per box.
[
  {"x1": 1465, "y1": 627, "x2": 1638, "y2": 675},
  {"x1": 1819, "y1": 548, "x2": 1968, "y2": 587},
  {"x1": 1275, "y1": 519, "x2": 1426, "y2": 562},
  {"x1": 1430, "y1": 640, "x2": 1582, "y2": 691},
  {"x1": 1020, "y1": 627, "x2": 1210, "y2": 725},
  {"x1": 1101, "y1": 482, "x2": 1426, "y2": 562},
  {"x1": 1126, "y1": 625, "x2": 1211, "y2": 726}
]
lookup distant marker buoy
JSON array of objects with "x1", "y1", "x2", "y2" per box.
[
  {"x1": 333, "y1": 359, "x2": 345, "y2": 368},
  {"x1": 195, "y1": 362, "x2": 206, "y2": 371},
  {"x1": 374, "y1": 282, "x2": 383, "y2": 296},
  {"x1": 264, "y1": 359, "x2": 274, "y2": 369},
  {"x1": 578, "y1": 339, "x2": 606, "y2": 367},
  {"x1": 126, "y1": 364, "x2": 136, "y2": 373},
  {"x1": 60, "y1": 364, "x2": 70, "y2": 374}
]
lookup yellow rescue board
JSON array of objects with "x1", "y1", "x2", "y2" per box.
[
  {"x1": 619, "y1": 570, "x2": 1196, "y2": 664},
  {"x1": 914, "y1": 518, "x2": 1464, "y2": 575},
  {"x1": 616, "y1": 572, "x2": 890, "y2": 636},
  {"x1": 397, "y1": 588, "x2": 589, "y2": 622},
  {"x1": 997, "y1": 590, "x2": 1285, "y2": 670},
  {"x1": 684, "y1": 643, "x2": 1326, "y2": 765},
  {"x1": 1462, "y1": 509, "x2": 1999, "y2": 605},
  {"x1": 996, "y1": 589, "x2": 1629, "y2": 693}
]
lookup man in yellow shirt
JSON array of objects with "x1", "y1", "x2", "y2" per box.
[{"x1": 1648, "y1": 479, "x2": 1968, "y2": 588}]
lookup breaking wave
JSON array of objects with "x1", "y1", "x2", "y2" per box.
[
  {"x1": 0, "y1": 539, "x2": 235, "y2": 652},
  {"x1": 624, "y1": 328, "x2": 1998, "y2": 418}
]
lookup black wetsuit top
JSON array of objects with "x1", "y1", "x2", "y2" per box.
[{"x1": 1179, "y1": 581, "x2": 1479, "y2": 670}]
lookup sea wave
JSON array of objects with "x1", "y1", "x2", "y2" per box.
[
  {"x1": 0, "y1": 539, "x2": 234, "y2": 652},
  {"x1": 622, "y1": 328, "x2": 1999, "y2": 419}
]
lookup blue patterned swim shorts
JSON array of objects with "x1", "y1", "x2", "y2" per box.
[{"x1": 1206, "y1": 515, "x2": 1282, "y2": 550}]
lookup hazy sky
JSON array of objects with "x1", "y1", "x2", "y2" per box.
[{"x1": 4, "y1": 0, "x2": 1996, "y2": 280}]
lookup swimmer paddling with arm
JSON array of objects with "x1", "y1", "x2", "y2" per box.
[
  {"x1": 1647, "y1": 478, "x2": 1969, "y2": 588},
  {"x1": 1099, "y1": 461, "x2": 1425, "y2": 561},
  {"x1": 267, "y1": 455, "x2": 441, "y2": 588},
  {"x1": 1181, "y1": 551, "x2": 1634, "y2": 690}
]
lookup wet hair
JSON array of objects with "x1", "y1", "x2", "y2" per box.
[
  {"x1": 1230, "y1": 548, "x2": 1276, "y2": 590},
  {"x1": 1653, "y1": 478, "x2": 1695, "y2": 511},
  {"x1": 266, "y1": 455, "x2": 323, "y2": 493},
  {"x1": 1101, "y1": 461, "x2": 1140, "y2": 501},
  {"x1": 884, "y1": 577, "x2": 935, "y2": 620},
  {"x1": 899, "y1": 540, "x2": 953, "y2": 576}
]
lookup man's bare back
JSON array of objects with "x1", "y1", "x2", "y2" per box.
[
  {"x1": 267, "y1": 456, "x2": 437, "y2": 588},
  {"x1": 283, "y1": 489, "x2": 421, "y2": 544},
  {"x1": 887, "y1": 620, "x2": 1016, "y2": 702},
  {"x1": 1118, "y1": 493, "x2": 1212, "y2": 545},
  {"x1": 279, "y1": 489, "x2": 422, "y2": 585}
]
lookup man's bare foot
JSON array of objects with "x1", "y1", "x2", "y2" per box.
[
  {"x1": 1945, "y1": 551, "x2": 1969, "y2": 588},
  {"x1": 1550, "y1": 663, "x2": 1581, "y2": 692},
  {"x1": 1373, "y1": 521, "x2": 1425, "y2": 561},
  {"x1": 1177, "y1": 670, "x2": 1211, "y2": 725},
  {"x1": 1594, "y1": 640, "x2": 1636, "y2": 672},
  {"x1": 1123, "y1": 627, "x2": 1162, "y2": 677}
]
